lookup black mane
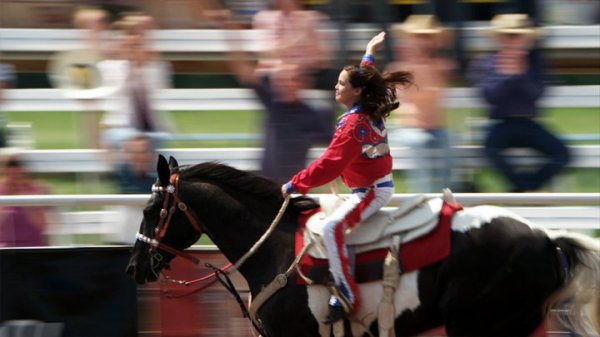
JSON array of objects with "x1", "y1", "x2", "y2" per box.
[
  {"x1": 179, "y1": 161, "x2": 283, "y2": 200},
  {"x1": 178, "y1": 161, "x2": 320, "y2": 211}
]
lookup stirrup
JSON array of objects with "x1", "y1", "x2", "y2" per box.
[
  {"x1": 323, "y1": 285, "x2": 353, "y2": 324},
  {"x1": 323, "y1": 300, "x2": 346, "y2": 324},
  {"x1": 329, "y1": 285, "x2": 353, "y2": 314}
]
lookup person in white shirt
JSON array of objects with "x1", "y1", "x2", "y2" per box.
[{"x1": 98, "y1": 13, "x2": 174, "y2": 151}]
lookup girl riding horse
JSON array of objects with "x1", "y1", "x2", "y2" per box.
[{"x1": 282, "y1": 32, "x2": 413, "y2": 323}]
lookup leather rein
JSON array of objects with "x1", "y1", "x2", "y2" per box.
[{"x1": 135, "y1": 171, "x2": 294, "y2": 337}]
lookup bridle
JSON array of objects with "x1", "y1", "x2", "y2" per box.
[
  {"x1": 134, "y1": 170, "x2": 294, "y2": 337},
  {"x1": 136, "y1": 172, "x2": 203, "y2": 264}
]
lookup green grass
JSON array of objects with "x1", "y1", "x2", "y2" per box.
[
  {"x1": 9, "y1": 107, "x2": 599, "y2": 149},
  {"x1": 6, "y1": 107, "x2": 600, "y2": 194},
  {"x1": 446, "y1": 107, "x2": 600, "y2": 136}
]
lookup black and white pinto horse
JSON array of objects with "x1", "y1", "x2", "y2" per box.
[{"x1": 127, "y1": 156, "x2": 600, "y2": 337}]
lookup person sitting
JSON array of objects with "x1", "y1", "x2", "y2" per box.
[
  {"x1": 0, "y1": 149, "x2": 52, "y2": 247},
  {"x1": 108, "y1": 134, "x2": 157, "y2": 244},
  {"x1": 281, "y1": 32, "x2": 413, "y2": 323},
  {"x1": 469, "y1": 14, "x2": 570, "y2": 192}
]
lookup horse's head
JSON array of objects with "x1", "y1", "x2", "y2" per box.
[
  {"x1": 126, "y1": 155, "x2": 322, "y2": 285},
  {"x1": 126, "y1": 154, "x2": 202, "y2": 284}
]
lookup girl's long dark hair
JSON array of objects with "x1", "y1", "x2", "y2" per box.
[{"x1": 344, "y1": 64, "x2": 413, "y2": 120}]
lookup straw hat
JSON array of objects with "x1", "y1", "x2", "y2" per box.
[
  {"x1": 391, "y1": 15, "x2": 452, "y2": 48},
  {"x1": 488, "y1": 14, "x2": 541, "y2": 39},
  {"x1": 393, "y1": 15, "x2": 445, "y2": 35}
]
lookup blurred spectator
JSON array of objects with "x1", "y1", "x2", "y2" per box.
[
  {"x1": 253, "y1": 0, "x2": 334, "y2": 182},
  {"x1": 252, "y1": 0, "x2": 332, "y2": 74},
  {"x1": 98, "y1": 13, "x2": 174, "y2": 151},
  {"x1": 68, "y1": 7, "x2": 111, "y2": 148},
  {"x1": 228, "y1": 55, "x2": 333, "y2": 183},
  {"x1": 0, "y1": 149, "x2": 51, "y2": 247},
  {"x1": 117, "y1": 134, "x2": 157, "y2": 194},
  {"x1": 0, "y1": 60, "x2": 16, "y2": 148},
  {"x1": 219, "y1": 3, "x2": 334, "y2": 183},
  {"x1": 108, "y1": 134, "x2": 157, "y2": 244},
  {"x1": 73, "y1": 7, "x2": 110, "y2": 56},
  {"x1": 387, "y1": 15, "x2": 455, "y2": 193},
  {"x1": 116, "y1": 134, "x2": 157, "y2": 194},
  {"x1": 469, "y1": 14, "x2": 570, "y2": 192}
]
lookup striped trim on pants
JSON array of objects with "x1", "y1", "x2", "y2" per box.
[{"x1": 322, "y1": 177, "x2": 394, "y2": 307}]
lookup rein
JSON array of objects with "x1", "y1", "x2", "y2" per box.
[
  {"x1": 166, "y1": 195, "x2": 292, "y2": 288},
  {"x1": 137, "y1": 172, "x2": 294, "y2": 337},
  {"x1": 233, "y1": 195, "x2": 290, "y2": 269}
]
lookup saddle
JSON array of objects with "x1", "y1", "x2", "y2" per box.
[
  {"x1": 304, "y1": 194, "x2": 441, "y2": 258},
  {"x1": 295, "y1": 192, "x2": 462, "y2": 285}
]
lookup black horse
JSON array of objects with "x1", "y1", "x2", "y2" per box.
[{"x1": 127, "y1": 155, "x2": 600, "y2": 337}]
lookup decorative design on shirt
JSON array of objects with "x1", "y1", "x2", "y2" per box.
[{"x1": 362, "y1": 142, "x2": 390, "y2": 159}]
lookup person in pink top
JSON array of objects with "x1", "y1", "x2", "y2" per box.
[
  {"x1": 0, "y1": 151, "x2": 51, "y2": 247},
  {"x1": 281, "y1": 32, "x2": 413, "y2": 323}
]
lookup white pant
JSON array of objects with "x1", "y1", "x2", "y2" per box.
[{"x1": 322, "y1": 177, "x2": 394, "y2": 305}]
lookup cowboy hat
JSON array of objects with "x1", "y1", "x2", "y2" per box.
[
  {"x1": 488, "y1": 14, "x2": 542, "y2": 38},
  {"x1": 391, "y1": 15, "x2": 453, "y2": 48},
  {"x1": 393, "y1": 15, "x2": 445, "y2": 35}
]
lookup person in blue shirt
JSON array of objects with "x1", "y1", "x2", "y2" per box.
[{"x1": 469, "y1": 14, "x2": 570, "y2": 192}]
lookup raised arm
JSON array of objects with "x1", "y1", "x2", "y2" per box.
[
  {"x1": 365, "y1": 31, "x2": 386, "y2": 56},
  {"x1": 361, "y1": 31, "x2": 386, "y2": 66},
  {"x1": 208, "y1": 12, "x2": 261, "y2": 86}
]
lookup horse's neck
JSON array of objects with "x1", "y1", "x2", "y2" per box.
[
  {"x1": 187, "y1": 177, "x2": 313, "y2": 307},
  {"x1": 192, "y1": 189, "x2": 295, "y2": 288},
  {"x1": 240, "y1": 227, "x2": 295, "y2": 282}
]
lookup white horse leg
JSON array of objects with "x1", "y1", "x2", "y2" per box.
[
  {"x1": 307, "y1": 272, "x2": 421, "y2": 337},
  {"x1": 306, "y1": 285, "x2": 333, "y2": 336},
  {"x1": 351, "y1": 272, "x2": 421, "y2": 336}
]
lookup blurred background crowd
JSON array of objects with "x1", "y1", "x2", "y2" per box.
[
  {"x1": 0, "y1": 0, "x2": 599, "y2": 246},
  {"x1": 0, "y1": 1, "x2": 598, "y2": 336}
]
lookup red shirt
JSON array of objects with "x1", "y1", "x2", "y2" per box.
[{"x1": 290, "y1": 105, "x2": 392, "y2": 194}]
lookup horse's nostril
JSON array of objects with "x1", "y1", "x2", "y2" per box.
[{"x1": 126, "y1": 264, "x2": 136, "y2": 276}]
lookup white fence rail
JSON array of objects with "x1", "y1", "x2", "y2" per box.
[
  {"x1": 14, "y1": 145, "x2": 600, "y2": 174},
  {"x1": 1, "y1": 25, "x2": 598, "y2": 56},
  {"x1": 1, "y1": 193, "x2": 599, "y2": 207},
  {"x1": 4, "y1": 85, "x2": 600, "y2": 112},
  {"x1": 0, "y1": 193, "x2": 598, "y2": 245}
]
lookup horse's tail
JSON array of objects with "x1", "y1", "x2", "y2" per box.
[{"x1": 546, "y1": 230, "x2": 600, "y2": 336}]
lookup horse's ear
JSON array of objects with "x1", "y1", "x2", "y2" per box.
[
  {"x1": 168, "y1": 156, "x2": 180, "y2": 174},
  {"x1": 157, "y1": 154, "x2": 170, "y2": 186}
]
